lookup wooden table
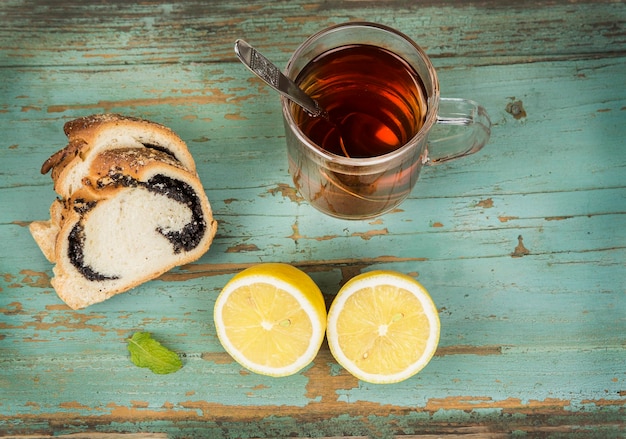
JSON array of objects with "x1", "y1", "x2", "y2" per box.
[{"x1": 1, "y1": 1, "x2": 624, "y2": 437}]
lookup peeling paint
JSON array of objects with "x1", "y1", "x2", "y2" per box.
[
  {"x1": 505, "y1": 99, "x2": 527, "y2": 119},
  {"x1": 0, "y1": 301, "x2": 24, "y2": 315},
  {"x1": 475, "y1": 198, "x2": 494, "y2": 208},
  {"x1": 4, "y1": 391, "x2": 605, "y2": 429},
  {"x1": 224, "y1": 113, "x2": 247, "y2": 120},
  {"x1": 159, "y1": 256, "x2": 427, "y2": 282},
  {"x1": 511, "y1": 235, "x2": 530, "y2": 257},
  {"x1": 20, "y1": 269, "x2": 51, "y2": 288},
  {"x1": 46, "y1": 90, "x2": 235, "y2": 113},
  {"x1": 580, "y1": 398, "x2": 626, "y2": 407},
  {"x1": 267, "y1": 183, "x2": 304, "y2": 203},
  {"x1": 59, "y1": 401, "x2": 93, "y2": 411},
  {"x1": 351, "y1": 228, "x2": 388, "y2": 240},
  {"x1": 0, "y1": 309, "x2": 109, "y2": 335},
  {"x1": 225, "y1": 243, "x2": 260, "y2": 253},
  {"x1": 435, "y1": 345, "x2": 503, "y2": 356},
  {"x1": 288, "y1": 221, "x2": 337, "y2": 242},
  {"x1": 545, "y1": 216, "x2": 573, "y2": 221},
  {"x1": 201, "y1": 352, "x2": 236, "y2": 364}
]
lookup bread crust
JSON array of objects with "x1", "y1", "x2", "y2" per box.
[
  {"x1": 31, "y1": 114, "x2": 217, "y2": 309},
  {"x1": 29, "y1": 199, "x2": 63, "y2": 263},
  {"x1": 41, "y1": 113, "x2": 197, "y2": 199}
]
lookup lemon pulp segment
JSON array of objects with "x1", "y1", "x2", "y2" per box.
[
  {"x1": 221, "y1": 281, "x2": 314, "y2": 368},
  {"x1": 336, "y1": 284, "x2": 431, "y2": 374}
]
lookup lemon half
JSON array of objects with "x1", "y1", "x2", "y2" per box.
[
  {"x1": 214, "y1": 263, "x2": 327, "y2": 377},
  {"x1": 326, "y1": 270, "x2": 440, "y2": 384}
]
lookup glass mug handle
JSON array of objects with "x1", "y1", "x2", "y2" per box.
[{"x1": 425, "y1": 97, "x2": 492, "y2": 165}]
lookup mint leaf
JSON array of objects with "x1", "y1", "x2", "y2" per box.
[{"x1": 127, "y1": 332, "x2": 183, "y2": 374}]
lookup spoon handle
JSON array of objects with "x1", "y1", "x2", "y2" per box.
[{"x1": 234, "y1": 39, "x2": 324, "y2": 117}]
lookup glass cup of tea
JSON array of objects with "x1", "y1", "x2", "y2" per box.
[{"x1": 280, "y1": 22, "x2": 492, "y2": 219}]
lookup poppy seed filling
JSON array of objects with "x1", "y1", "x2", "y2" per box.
[{"x1": 68, "y1": 173, "x2": 207, "y2": 282}]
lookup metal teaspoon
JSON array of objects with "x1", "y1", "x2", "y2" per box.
[{"x1": 234, "y1": 39, "x2": 325, "y2": 118}]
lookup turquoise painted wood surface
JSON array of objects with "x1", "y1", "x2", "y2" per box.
[{"x1": 1, "y1": 0, "x2": 624, "y2": 437}]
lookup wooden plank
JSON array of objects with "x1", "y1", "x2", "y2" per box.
[
  {"x1": 0, "y1": 0, "x2": 624, "y2": 67},
  {"x1": 1, "y1": 56, "x2": 625, "y2": 191}
]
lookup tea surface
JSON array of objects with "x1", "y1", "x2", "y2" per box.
[{"x1": 294, "y1": 44, "x2": 427, "y2": 158}]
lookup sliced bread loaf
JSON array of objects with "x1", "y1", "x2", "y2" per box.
[{"x1": 30, "y1": 114, "x2": 217, "y2": 309}]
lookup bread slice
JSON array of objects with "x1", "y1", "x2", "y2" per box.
[{"x1": 31, "y1": 115, "x2": 217, "y2": 309}]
